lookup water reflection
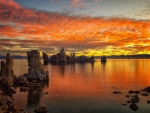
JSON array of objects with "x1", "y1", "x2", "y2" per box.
[
  {"x1": 101, "y1": 62, "x2": 106, "y2": 69},
  {"x1": 70, "y1": 63, "x2": 75, "y2": 74},
  {"x1": 27, "y1": 81, "x2": 49, "y2": 107},
  {"x1": 91, "y1": 62, "x2": 94, "y2": 74},
  {"x1": 12, "y1": 59, "x2": 150, "y2": 113}
]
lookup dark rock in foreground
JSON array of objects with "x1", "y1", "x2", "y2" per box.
[{"x1": 130, "y1": 103, "x2": 138, "y2": 111}]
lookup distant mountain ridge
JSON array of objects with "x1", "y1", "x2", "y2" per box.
[{"x1": 0, "y1": 55, "x2": 27, "y2": 59}]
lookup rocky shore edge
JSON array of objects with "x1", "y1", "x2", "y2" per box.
[{"x1": 0, "y1": 50, "x2": 49, "y2": 113}]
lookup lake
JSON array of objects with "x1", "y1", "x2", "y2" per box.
[{"x1": 1, "y1": 58, "x2": 150, "y2": 113}]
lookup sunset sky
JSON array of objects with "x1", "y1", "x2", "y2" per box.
[{"x1": 0, "y1": 0, "x2": 150, "y2": 56}]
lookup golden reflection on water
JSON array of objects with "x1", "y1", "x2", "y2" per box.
[
  {"x1": 1, "y1": 59, "x2": 150, "y2": 112},
  {"x1": 41, "y1": 59, "x2": 150, "y2": 99}
]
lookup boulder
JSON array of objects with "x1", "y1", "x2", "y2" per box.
[{"x1": 130, "y1": 103, "x2": 138, "y2": 111}]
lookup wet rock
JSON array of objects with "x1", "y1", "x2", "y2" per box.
[
  {"x1": 141, "y1": 93, "x2": 148, "y2": 96},
  {"x1": 26, "y1": 50, "x2": 49, "y2": 81},
  {"x1": 35, "y1": 104, "x2": 47, "y2": 113},
  {"x1": 147, "y1": 100, "x2": 150, "y2": 103},
  {"x1": 126, "y1": 100, "x2": 132, "y2": 103},
  {"x1": 128, "y1": 90, "x2": 140, "y2": 94},
  {"x1": 132, "y1": 95, "x2": 138, "y2": 98},
  {"x1": 131, "y1": 97, "x2": 139, "y2": 103},
  {"x1": 113, "y1": 91, "x2": 121, "y2": 94},
  {"x1": 126, "y1": 95, "x2": 130, "y2": 98},
  {"x1": 130, "y1": 103, "x2": 138, "y2": 111}
]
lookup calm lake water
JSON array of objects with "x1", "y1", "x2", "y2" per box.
[{"x1": 1, "y1": 58, "x2": 150, "y2": 113}]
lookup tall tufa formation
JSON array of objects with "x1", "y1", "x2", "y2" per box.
[
  {"x1": 58, "y1": 47, "x2": 67, "y2": 62},
  {"x1": 0, "y1": 53, "x2": 14, "y2": 86},
  {"x1": 26, "y1": 50, "x2": 49, "y2": 81},
  {"x1": 43, "y1": 52, "x2": 49, "y2": 62}
]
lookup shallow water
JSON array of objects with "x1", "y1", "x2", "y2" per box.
[{"x1": 1, "y1": 59, "x2": 150, "y2": 113}]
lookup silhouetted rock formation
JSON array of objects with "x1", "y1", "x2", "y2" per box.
[
  {"x1": 50, "y1": 47, "x2": 67, "y2": 62},
  {"x1": 101, "y1": 56, "x2": 107, "y2": 62},
  {"x1": 76, "y1": 55, "x2": 95, "y2": 62},
  {"x1": 70, "y1": 53, "x2": 76, "y2": 62},
  {"x1": 0, "y1": 53, "x2": 14, "y2": 86},
  {"x1": 50, "y1": 47, "x2": 95, "y2": 63},
  {"x1": 59, "y1": 47, "x2": 67, "y2": 62},
  {"x1": 90, "y1": 55, "x2": 95, "y2": 62},
  {"x1": 43, "y1": 52, "x2": 48, "y2": 62},
  {"x1": 26, "y1": 50, "x2": 49, "y2": 81}
]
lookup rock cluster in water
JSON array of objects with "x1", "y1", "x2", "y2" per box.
[
  {"x1": 49, "y1": 47, "x2": 95, "y2": 63},
  {"x1": 25, "y1": 50, "x2": 49, "y2": 81},
  {"x1": 113, "y1": 86, "x2": 150, "y2": 111},
  {"x1": 0, "y1": 53, "x2": 14, "y2": 86}
]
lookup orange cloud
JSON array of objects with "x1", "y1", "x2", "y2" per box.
[{"x1": 0, "y1": 0, "x2": 150, "y2": 56}]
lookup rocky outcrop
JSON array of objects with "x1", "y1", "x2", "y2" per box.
[
  {"x1": 50, "y1": 48, "x2": 95, "y2": 63},
  {"x1": 101, "y1": 56, "x2": 107, "y2": 62},
  {"x1": 59, "y1": 47, "x2": 67, "y2": 62},
  {"x1": 50, "y1": 47, "x2": 67, "y2": 62},
  {"x1": 0, "y1": 53, "x2": 14, "y2": 86},
  {"x1": 43, "y1": 52, "x2": 49, "y2": 62},
  {"x1": 14, "y1": 74, "x2": 28, "y2": 85},
  {"x1": 26, "y1": 50, "x2": 49, "y2": 81},
  {"x1": 90, "y1": 55, "x2": 95, "y2": 62}
]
